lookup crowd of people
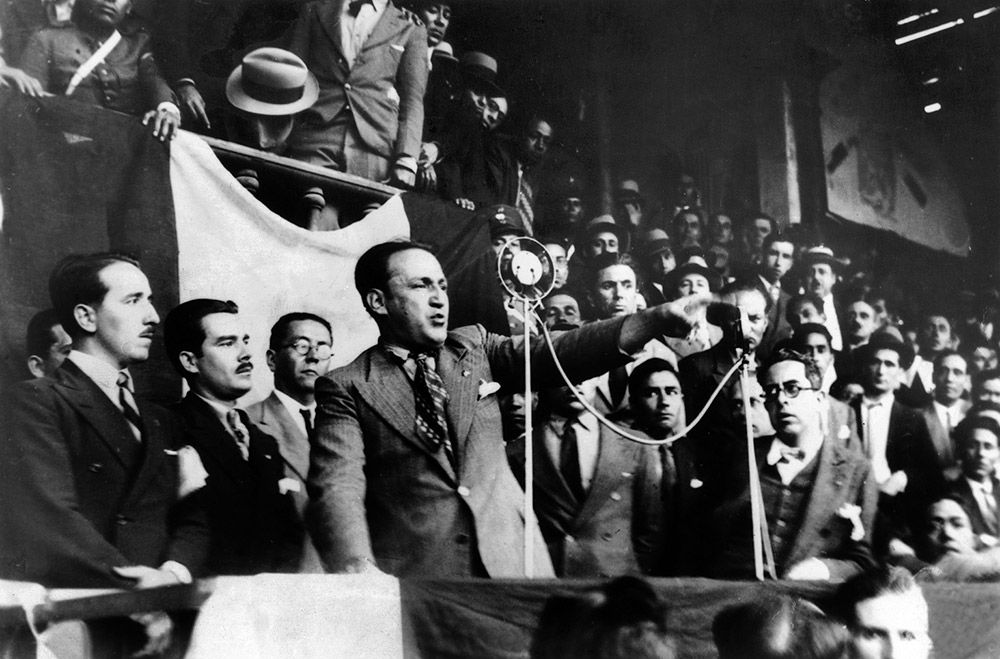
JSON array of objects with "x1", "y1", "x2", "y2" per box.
[{"x1": 1, "y1": 0, "x2": 998, "y2": 656}]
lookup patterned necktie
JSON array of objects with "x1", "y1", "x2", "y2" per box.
[
  {"x1": 559, "y1": 422, "x2": 585, "y2": 500},
  {"x1": 412, "y1": 353, "x2": 454, "y2": 462},
  {"x1": 347, "y1": 0, "x2": 372, "y2": 17},
  {"x1": 226, "y1": 409, "x2": 250, "y2": 461},
  {"x1": 115, "y1": 371, "x2": 143, "y2": 441},
  {"x1": 516, "y1": 174, "x2": 534, "y2": 235},
  {"x1": 300, "y1": 408, "x2": 315, "y2": 442}
]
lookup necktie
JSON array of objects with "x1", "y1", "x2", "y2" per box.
[
  {"x1": 412, "y1": 353, "x2": 455, "y2": 462},
  {"x1": 659, "y1": 445, "x2": 677, "y2": 493},
  {"x1": 516, "y1": 174, "x2": 534, "y2": 235},
  {"x1": 300, "y1": 408, "x2": 315, "y2": 442},
  {"x1": 226, "y1": 409, "x2": 250, "y2": 461},
  {"x1": 608, "y1": 367, "x2": 629, "y2": 410},
  {"x1": 347, "y1": 0, "x2": 372, "y2": 17},
  {"x1": 777, "y1": 446, "x2": 805, "y2": 463},
  {"x1": 980, "y1": 482, "x2": 998, "y2": 528},
  {"x1": 115, "y1": 372, "x2": 143, "y2": 441},
  {"x1": 559, "y1": 422, "x2": 585, "y2": 500}
]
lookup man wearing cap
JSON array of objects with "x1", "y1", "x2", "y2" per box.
[
  {"x1": 803, "y1": 246, "x2": 844, "y2": 352},
  {"x1": 614, "y1": 180, "x2": 645, "y2": 230},
  {"x1": 284, "y1": 0, "x2": 428, "y2": 186},
  {"x1": 224, "y1": 48, "x2": 319, "y2": 153},
  {"x1": 636, "y1": 229, "x2": 676, "y2": 307},
  {"x1": 853, "y1": 333, "x2": 943, "y2": 556}
]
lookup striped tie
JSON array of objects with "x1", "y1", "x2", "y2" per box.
[
  {"x1": 226, "y1": 409, "x2": 250, "y2": 461},
  {"x1": 116, "y1": 371, "x2": 143, "y2": 441},
  {"x1": 412, "y1": 353, "x2": 454, "y2": 462}
]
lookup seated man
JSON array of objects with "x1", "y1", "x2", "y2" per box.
[
  {"x1": 541, "y1": 291, "x2": 582, "y2": 330},
  {"x1": 946, "y1": 411, "x2": 1000, "y2": 540},
  {"x1": 165, "y1": 299, "x2": 303, "y2": 575},
  {"x1": 707, "y1": 349, "x2": 877, "y2": 581},
  {"x1": 834, "y1": 567, "x2": 932, "y2": 659},
  {"x1": 529, "y1": 378, "x2": 662, "y2": 577},
  {"x1": 19, "y1": 0, "x2": 180, "y2": 140},
  {"x1": 920, "y1": 350, "x2": 971, "y2": 471},
  {"x1": 904, "y1": 495, "x2": 1000, "y2": 581},
  {"x1": 785, "y1": 292, "x2": 827, "y2": 334},
  {"x1": 971, "y1": 368, "x2": 1000, "y2": 409},
  {"x1": 24, "y1": 308, "x2": 72, "y2": 379}
]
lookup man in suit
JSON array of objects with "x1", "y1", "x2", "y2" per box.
[
  {"x1": 308, "y1": 240, "x2": 707, "y2": 577},
  {"x1": 529, "y1": 378, "x2": 662, "y2": 577},
  {"x1": 165, "y1": 299, "x2": 303, "y2": 575},
  {"x1": 946, "y1": 412, "x2": 1000, "y2": 539},
  {"x1": 854, "y1": 333, "x2": 944, "y2": 556},
  {"x1": 247, "y1": 312, "x2": 333, "y2": 571},
  {"x1": 756, "y1": 232, "x2": 794, "y2": 361},
  {"x1": 792, "y1": 324, "x2": 861, "y2": 450},
  {"x1": 707, "y1": 349, "x2": 878, "y2": 581},
  {"x1": 802, "y1": 246, "x2": 844, "y2": 352},
  {"x1": 835, "y1": 567, "x2": 932, "y2": 659},
  {"x1": 1, "y1": 253, "x2": 208, "y2": 652},
  {"x1": 284, "y1": 0, "x2": 427, "y2": 185},
  {"x1": 628, "y1": 358, "x2": 706, "y2": 576},
  {"x1": 921, "y1": 350, "x2": 971, "y2": 471},
  {"x1": 24, "y1": 307, "x2": 72, "y2": 378}
]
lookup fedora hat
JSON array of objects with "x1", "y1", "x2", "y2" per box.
[
  {"x1": 580, "y1": 214, "x2": 631, "y2": 254},
  {"x1": 636, "y1": 228, "x2": 673, "y2": 261},
  {"x1": 226, "y1": 48, "x2": 319, "y2": 116},
  {"x1": 615, "y1": 179, "x2": 643, "y2": 202},
  {"x1": 460, "y1": 51, "x2": 505, "y2": 98},
  {"x1": 802, "y1": 245, "x2": 840, "y2": 271},
  {"x1": 665, "y1": 252, "x2": 721, "y2": 293}
]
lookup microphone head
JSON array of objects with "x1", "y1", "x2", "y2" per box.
[{"x1": 706, "y1": 302, "x2": 741, "y2": 326}]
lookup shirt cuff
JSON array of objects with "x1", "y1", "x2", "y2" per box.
[
  {"x1": 394, "y1": 156, "x2": 418, "y2": 173},
  {"x1": 156, "y1": 101, "x2": 181, "y2": 117},
  {"x1": 159, "y1": 560, "x2": 192, "y2": 584},
  {"x1": 174, "y1": 78, "x2": 196, "y2": 87}
]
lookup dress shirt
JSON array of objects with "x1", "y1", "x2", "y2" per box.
[
  {"x1": 822, "y1": 293, "x2": 843, "y2": 352},
  {"x1": 340, "y1": 0, "x2": 388, "y2": 68},
  {"x1": 907, "y1": 356, "x2": 935, "y2": 395},
  {"x1": 194, "y1": 393, "x2": 245, "y2": 439},
  {"x1": 861, "y1": 393, "x2": 893, "y2": 484},
  {"x1": 933, "y1": 399, "x2": 966, "y2": 435},
  {"x1": 766, "y1": 437, "x2": 820, "y2": 485},
  {"x1": 67, "y1": 350, "x2": 141, "y2": 441},
  {"x1": 383, "y1": 342, "x2": 438, "y2": 382},
  {"x1": 273, "y1": 388, "x2": 315, "y2": 439},
  {"x1": 544, "y1": 413, "x2": 600, "y2": 491},
  {"x1": 966, "y1": 477, "x2": 998, "y2": 528},
  {"x1": 757, "y1": 274, "x2": 781, "y2": 304}
]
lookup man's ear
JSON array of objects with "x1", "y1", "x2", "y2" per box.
[
  {"x1": 73, "y1": 304, "x2": 97, "y2": 334},
  {"x1": 177, "y1": 350, "x2": 200, "y2": 376},
  {"x1": 366, "y1": 289, "x2": 388, "y2": 318},
  {"x1": 265, "y1": 349, "x2": 277, "y2": 373},
  {"x1": 26, "y1": 355, "x2": 45, "y2": 379}
]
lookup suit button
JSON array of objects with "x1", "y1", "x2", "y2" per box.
[
  {"x1": 609, "y1": 492, "x2": 622, "y2": 501},
  {"x1": 344, "y1": 83, "x2": 352, "y2": 90},
  {"x1": 88, "y1": 462, "x2": 103, "y2": 473},
  {"x1": 455, "y1": 533, "x2": 469, "y2": 545},
  {"x1": 457, "y1": 485, "x2": 470, "y2": 497},
  {"x1": 116, "y1": 515, "x2": 129, "y2": 526},
  {"x1": 776, "y1": 520, "x2": 787, "y2": 528},
  {"x1": 345, "y1": 104, "x2": 352, "y2": 112}
]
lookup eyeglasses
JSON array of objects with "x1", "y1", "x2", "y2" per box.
[
  {"x1": 762, "y1": 382, "x2": 815, "y2": 401},
  {"x1": 284, "y1": 339, "x2": 332, "y2": 360}
]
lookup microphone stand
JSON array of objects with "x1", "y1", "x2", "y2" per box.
[{"x1": 738, "y1": 350, "x2": 777, "y2": 580}]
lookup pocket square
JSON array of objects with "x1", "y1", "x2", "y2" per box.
[
  {"x1": 278, "y1": 478, "x2": 302, "y2": 495},
  {"x1": 689, "y1": 478, "x2": 703, "y2": 489},
  {"x1": 478, "y1": 379, "x2": 501, "y2": 399}
]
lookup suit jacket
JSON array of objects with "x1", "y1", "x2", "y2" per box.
[
  {"x1": 285, "y1": 0, "x2": 427, "y2": 163},
  {"x1": 758, "y1": 286, "x2": 791, "y2": 361},
  {"x1": 707, "y1": 430, "x2": 879, "y2": 581},
  {"x1": 174, "y1": 393, "x2": 303, "y2": 575},
  {"x1": 0, "y1": 360, "x2": 208, "y2": 588},
  {"x1": 531, "y1": 419, "x2": 662, "y2": 577},
  {"x1": 920, "y1": 400, "x2": 970, "y2": 471},
  {"x1": 946, "y1": 474, "x2": 1000, "y2": 537},
  {"x1": 246, "y1": 391, "x2": 323, "y2": 572},
  {"x1": 309, "y1": 316, "x2": 633, "y2": 578}
]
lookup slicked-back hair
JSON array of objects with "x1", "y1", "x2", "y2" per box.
[
  {"x1": 269, "y1": 312, "x2": 332, "y2": 351},
  {"x1": 953, "y1": 413, "x2": 1000, "y2": 451},
  {"x1": 354, "y1": 240, "x2": 436, "y2": 318},
  {"x1": 720, "y1": 277, "x2": 773, "y2": 314},
  {"x1": 585, "y1": 252, "x2": 638, "y2": 292},
  {"x1": 26, "y1": 308, "x2": 64, "y2": 357},
  {"x1": 628, "y1": 358, "x2": 679, "y2": 398},
  {"x1": 972, "y1": 368, "x2": 1000, "y2": 395},
  {"x1": 786, "y1": 292, "x2": 825, "y2": 325},
  {"x1": 761, "y1": 347, "x2": 823, "y2": 390},
  {"x1": 48, "y1": 252, "x2": 141, "y2": 339},
  {"x1": 762, "y1": 230, "x2": 796, "y2": 254},
  {"x1": 163, "y1": 299, "x2": 239, "y2": 376},
  {"x1": 833, "y1": 566, "x2": 922, "y2": 627},
  {"x1": 932, "y1": 349, "x2": 966, "y2": 371}
]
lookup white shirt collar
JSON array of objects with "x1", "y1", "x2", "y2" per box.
[
  {"x1": 274, "y1": 387, "x2": 314, "y2": 414},
  {"x1": 862, "y1": 392, "x2": 894, "y2": 407},
  {"x1": 969, "y1": 476, "x2": 994, "y2": 496},
  {"x1": 67, "y1": 350, "x2": 131, "y2": 392},
  {"x1": 194, "y1": 392, "x2": 238, "y2": 428}
]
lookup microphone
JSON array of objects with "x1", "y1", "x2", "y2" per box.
[{"x1": 707, "y1": 302, "x2": 750, "y2": 354}]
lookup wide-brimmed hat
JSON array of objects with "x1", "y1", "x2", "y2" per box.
[
  {"x1": 855, "y1": 331, "x2": 915, "y2": 370},
  {"x1": 226, "y1": 48, "x2": 319, "y2": 115},
  {"x1": 459, "y1": 51, "x2": 505, "y2": 98},
  {"x1": 665, "y1": 253, "x2": 721, "y2": 293},
  {"x1": 579, "y1": 214, "x2": 631, "y2": 254},
  {"x1": 636, "y1": 228, "x2": 673, "y2": 261},
  {"x1": 615, "y1": 179, "x2": 643, "y2": 202},
  {"x1": 801, "y1": 245, "x2": 840, "y2": 271}
]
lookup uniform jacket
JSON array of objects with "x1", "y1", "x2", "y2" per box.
[
  {"x1": 0, "y1": 360, "x2": 207, "y2": 588},
  {"x1": 707, "y1": 425, "x2": 879, "y2": 581},
  {"x1": 246, "y1": 391, "x2": 323, "y2": 571},
  {"x1": 309, "y1": 317, "x2": 632, "y2": 578},
  {"x1": 285, "y1": 0, "x2": 427, "y2": 163},
  {"x1": 531, "y1": 419, "x2": 663, "y2": 577},
  {"x1": 174, "y1": 393, "x2": 303, "y2": 575}
]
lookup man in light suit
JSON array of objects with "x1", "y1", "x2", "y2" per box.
[
  {"x1": 308, "y1": 240, "x2": 707, "y2": 577},
  {"x1": 284, "y1": 0, "x2": 427, "y2": 185},
  {"x1": 0, "y1": 253, "x2": 208, "y2": 653},
  {"x1": 248, "y1": 312, "x2": 333, "y2": 571},
  {"x1": 529, "y1": 378, "x2": 662, "y2": 577},
  {"x1": 707, "y1": 348, "x2": 878, "y2": 581}
]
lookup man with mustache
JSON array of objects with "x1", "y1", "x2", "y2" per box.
[
  {"x1": 166, "y1": 299, "x2": 303, "y2": 575},
  {"x1": 308, "y1": 240, "x2": 707, "y2": 577},
  {"x1": 1, "y1": 253, "x2": 208, "y2": 654}
]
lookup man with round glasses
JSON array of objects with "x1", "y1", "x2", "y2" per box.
[
  {"x1": 706, "y1": 348, "x2": 877, "y2": 581},
  {"x1": 249, "y1": 312, "x2": 334, "y2": 571}
]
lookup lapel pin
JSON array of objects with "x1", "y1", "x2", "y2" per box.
[{"x1": 462, "y1": 369, "x2": 471, "y2": 377}]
